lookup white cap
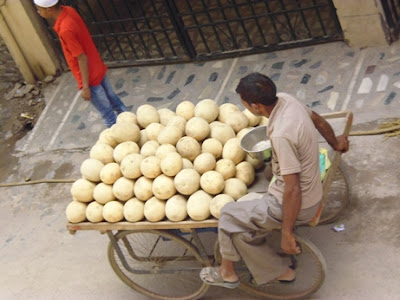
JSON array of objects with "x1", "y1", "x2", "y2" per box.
[{"x1": 34, "y1": 0, "x2": 59, "y2": 8}]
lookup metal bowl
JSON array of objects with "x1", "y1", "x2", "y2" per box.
[{"x1": 240, "y1": 125, "x2": 272, "y2": 161}]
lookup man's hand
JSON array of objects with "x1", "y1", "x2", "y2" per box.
[
  {"x1": 281, "y1": 231, "x2": 301, "y2": 255},
  {"x1": 81, "y1": 87, "x2": 91, "y2": 101},
  {"x1": 332, "y1": 135, "x2": 349, "y2": 153}
]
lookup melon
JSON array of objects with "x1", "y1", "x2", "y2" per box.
[
  {"x1": 140, "y1": 155, "x2": 162, "y2": 179},
  {"x1": 93, "y1": 182, "x2": 115, "y2": 204},
  {"x1": 144, "y1": 196, "x2": 166, "y2": 222},
  {"x1": 161, "y1": 152, "x2": 183, "y2": 176},
  {"x1": 194, "y1": 99, "x2": 219, "y2": 123},
  {"x1": 111, "y1": 121, "x2": 140, "y2": 143},
  {"x1": 100, "y1": 162, "x2": 122, "y2": 184},
  {"x1": 116, "y1": 111, "x2": 138, "y2": 125},
  {"x1": 193, "y1": 152, "x2": 216, "y2": 175},
  {"x1": 98, "y1": 128, "x2": 118, "y2": 148},
  {"x1": 187, "y1": 190, "x2": 212, "y2": 221},
  {"x1": 120, "y1": 153, "x2": 144, "y2": 179},
  {"x1": 176, "y1": 136, "x2": 201, "y2": 161},
  {"x1": 209, "y1": 122, "x2": 235, "y2": 145},
  {"x1": 222, "y1": 138, "x2": 246, "y2": 164},
  {"x1": 137, "y1": 104, "x2": 160, "y2": 128},
  {"x1": 223, "y1": 178, "x2": 248, "y2": 200},
  {"x1": 200, "y1": 170, "x2": 225, "y2": 195},
  {"x1": 145, "y1": 122, "x2": 164, "y2": 141},
  {"x1": 134, "y1": 176, "x2": 153, "y2": 201},
  {"x1": 113, "y1": 141, "x2": 140, "y2": 164},
  {"x1": 140, "y1": 140, "x2": 160, "y2": 157},
  {"x1": 174, "y1": 168, "x2": 200, "y2": 195},
  {"x1": 90, "y1": 143, "x2": 114, "y2": 164},
  {"x1": 210, "y1": 194, "x2": 235, "y2": 219},
  {"x1": 165, "y1": 195, "x2": 188, "y2": 222},
  {"x1": 176, "y1": 101, "x2": 195, "y2": 121},
  {"x1": 185, "y1": 117, "x2": 210, "y2": 142},
  {"x1": 103, "y1": 201, "x2": 124, "y2": 222},
  {"x1": 80, "y1": 158, "x2": 104, "y2": 182},
  {"x1": 66, "y1": 201, "x2": 87, "y2": 223},
  {"x1": 113, "y1": 177, "x2": 135, "y2": 201},
  {"x1": 157, "y1": 126, "x2": 183, "y2": 145},
  {"x1": 167, "y1": 115, "x2": 186, "y2": 135},
  {"x1": 218, "y1": 103, "x2": 240, "y2": 123},
  {"x1": 158, "y1": 108, "x2": 176, "y2": 126},
  {"x1": 152, "y1": 174, "x2": 176, "y2": 200},
  {"x1": 86, "y1": 201, "x2": 104, "y2": 222},
  {"x1": 201, "y1": 138, "x2": 223, "y2": 159},
  {"x1": 235, "y1": 161, "x2": 256, "y2": 186},
  {"x1": 70, "y1": 178, "x2": 96, "y2": 202},
  {"x1": 224, "y1": 111, "x2": 249, "y2": 133},
  {"x1": 124, "y1": 198, "x2": 145, "y2": 222},
  {"x1": 215, "y1": 158, "x2": 236, "y2": 180},
  {"x1": 243, "y1": 109, "x2": 261, "y2": 127},
  {"x1": 155, "y1": 144, "x2": 177, "y2": 160}
]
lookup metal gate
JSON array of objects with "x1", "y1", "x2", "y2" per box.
[
  {"x1": 381, "y1": 0, "x2": 400, "y2": 42},
  {"x1": 50, "y1": 0, "x2": 342, "y2": 67}
]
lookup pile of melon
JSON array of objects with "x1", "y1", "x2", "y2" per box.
[{"x1": 66, "y1": 99, "x2": 268, "y2": 223}]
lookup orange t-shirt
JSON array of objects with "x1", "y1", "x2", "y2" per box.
[{"x1": 53, "y1": 6, "x2": 107, "y2": 89}]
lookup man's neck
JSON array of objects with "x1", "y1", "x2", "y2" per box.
[{"x1": 51, "y1": 5, "x2": 63, "y2": 21}]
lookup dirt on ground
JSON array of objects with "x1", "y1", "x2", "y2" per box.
[{"x1": 0, "y1": 79, "x2": 51, "y2": 180}]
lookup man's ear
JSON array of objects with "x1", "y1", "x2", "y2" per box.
[{"x1": 250, "y1": 102, "x2": 261, "y2": 111}]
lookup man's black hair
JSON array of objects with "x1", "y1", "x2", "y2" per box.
[{"x1": 235, "y1": 72, "x2": 277, "y2": 106}]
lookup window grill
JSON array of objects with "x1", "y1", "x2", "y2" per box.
[
  {"x1": 381, "y1": 0, "x2": 400, "y2": 41},
  {"x1": 48, "y1": 0, "x2": 342, "y2": 67}
]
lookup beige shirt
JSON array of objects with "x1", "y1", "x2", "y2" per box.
[{"x1": 267, "y1": 92, "x2": 322, "y2": 209}]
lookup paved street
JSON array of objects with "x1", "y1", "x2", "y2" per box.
[{"x1": 1, "y1": 40, "x2": 400, "y2": 299}]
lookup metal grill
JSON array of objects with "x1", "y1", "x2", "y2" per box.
[
  {"x1": 381, "y1": 0, "x2": 400, "y2": 41},
  {"x1": 48, "y1": 0, "x2": 342, "y2": 67}
]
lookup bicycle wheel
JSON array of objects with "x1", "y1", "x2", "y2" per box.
[
  {"x1": 236, "y1": 231, "x2": 326, "y2": 300},
  {"x1": 319, "y1": 165, "x2": 351, "y2": 224},
  {"x1": 108, "y1": 229, "x2": 209, "y2": 300}
]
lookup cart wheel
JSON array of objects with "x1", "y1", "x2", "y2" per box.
[
  {"x1": 236, "y1": 231, "x2": 326, "y2": 300},
  {"x1": 108, "y1": 229, "x2": 209, "y2": 300},
  {"x1": 318, "y1": 164, "x2": 351, "y2": 224}
]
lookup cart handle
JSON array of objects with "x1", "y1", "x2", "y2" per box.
[{"x1": 308, "y1": 110, "x2": 353, "y2": 227}]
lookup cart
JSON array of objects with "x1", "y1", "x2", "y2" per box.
[{"x1": 67, "y1": 110, "x2": 353, "y2": 300}]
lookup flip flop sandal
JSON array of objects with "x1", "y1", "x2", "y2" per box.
[{"x1": 200, "y1": 266, "x2": 240, "y2": 289}]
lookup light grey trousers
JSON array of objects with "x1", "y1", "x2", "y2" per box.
[{"x1": 218, "y1": 193, "x2": 319, "y2": 284}]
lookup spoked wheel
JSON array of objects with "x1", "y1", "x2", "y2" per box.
[
  {"x1": 214, "y1": 231, "x2": 326, "y2": 300},
  {"x1": 318, "y1": 165, "x2": 351, "y2": 224},
  {"x1": 236, "y1": 231, "x2": 326, "y2": 300},
  {"x1": 108, "y1": 230, "x2": 209, "y2": 300}
]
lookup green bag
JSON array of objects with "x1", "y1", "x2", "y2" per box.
[{"x1": 269, "y1": 148, "x2": 331, "y2": 187}]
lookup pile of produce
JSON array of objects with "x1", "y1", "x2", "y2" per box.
[{"x1": 66, "y1": 99, "x2": 268, "y2": 223}]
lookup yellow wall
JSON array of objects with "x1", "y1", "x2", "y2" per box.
[
  {"x1": 333, "y1": 0, "x2": 390, "y2": 46},
  {"x1": 0, "y1": 0, "x2": 62, "y2": 83}
]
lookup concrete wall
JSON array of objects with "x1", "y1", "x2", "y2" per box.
[
  {"x1": 0, "y1": 34, "x2": 22, "y2": 85},
  {"x1": 333, "y1": 0, "x2": 390, "y2": 47},
  {"x1": 0, "y1": 0, "x2": 62, "y2": 84}
]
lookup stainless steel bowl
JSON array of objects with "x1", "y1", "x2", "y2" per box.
[{"x1": 240, "y1": 125, "x2": 272, "y2": 161}]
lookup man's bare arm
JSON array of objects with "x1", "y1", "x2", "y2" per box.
[
  {"x1": 77, "y1": 53, "x2": 91, "y2": 101},
  {"x1": 311, "y1": 111, "x2": 349, "y2": 153},
  {"x1": 281, "y1": 172, "x2": 302, "y2": 254}
]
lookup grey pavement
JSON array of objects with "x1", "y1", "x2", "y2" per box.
[{"x1": 1, "y1": 40, "x2": 400, "y2": 299}]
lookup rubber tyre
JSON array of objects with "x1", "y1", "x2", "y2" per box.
[
  {"x1": 318, "y1": 165, "x2": 351, "y2": 224},
  {"x1": 108, "y1": 229, "x2": 209, "y2": 300},
  {"x1": 236, "y1": 231, "x2": 326, "y2": 300}
]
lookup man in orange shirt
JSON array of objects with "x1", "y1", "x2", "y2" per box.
[{"x1": 34, "y1": 0, "x2": 127, "y2": 127}]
